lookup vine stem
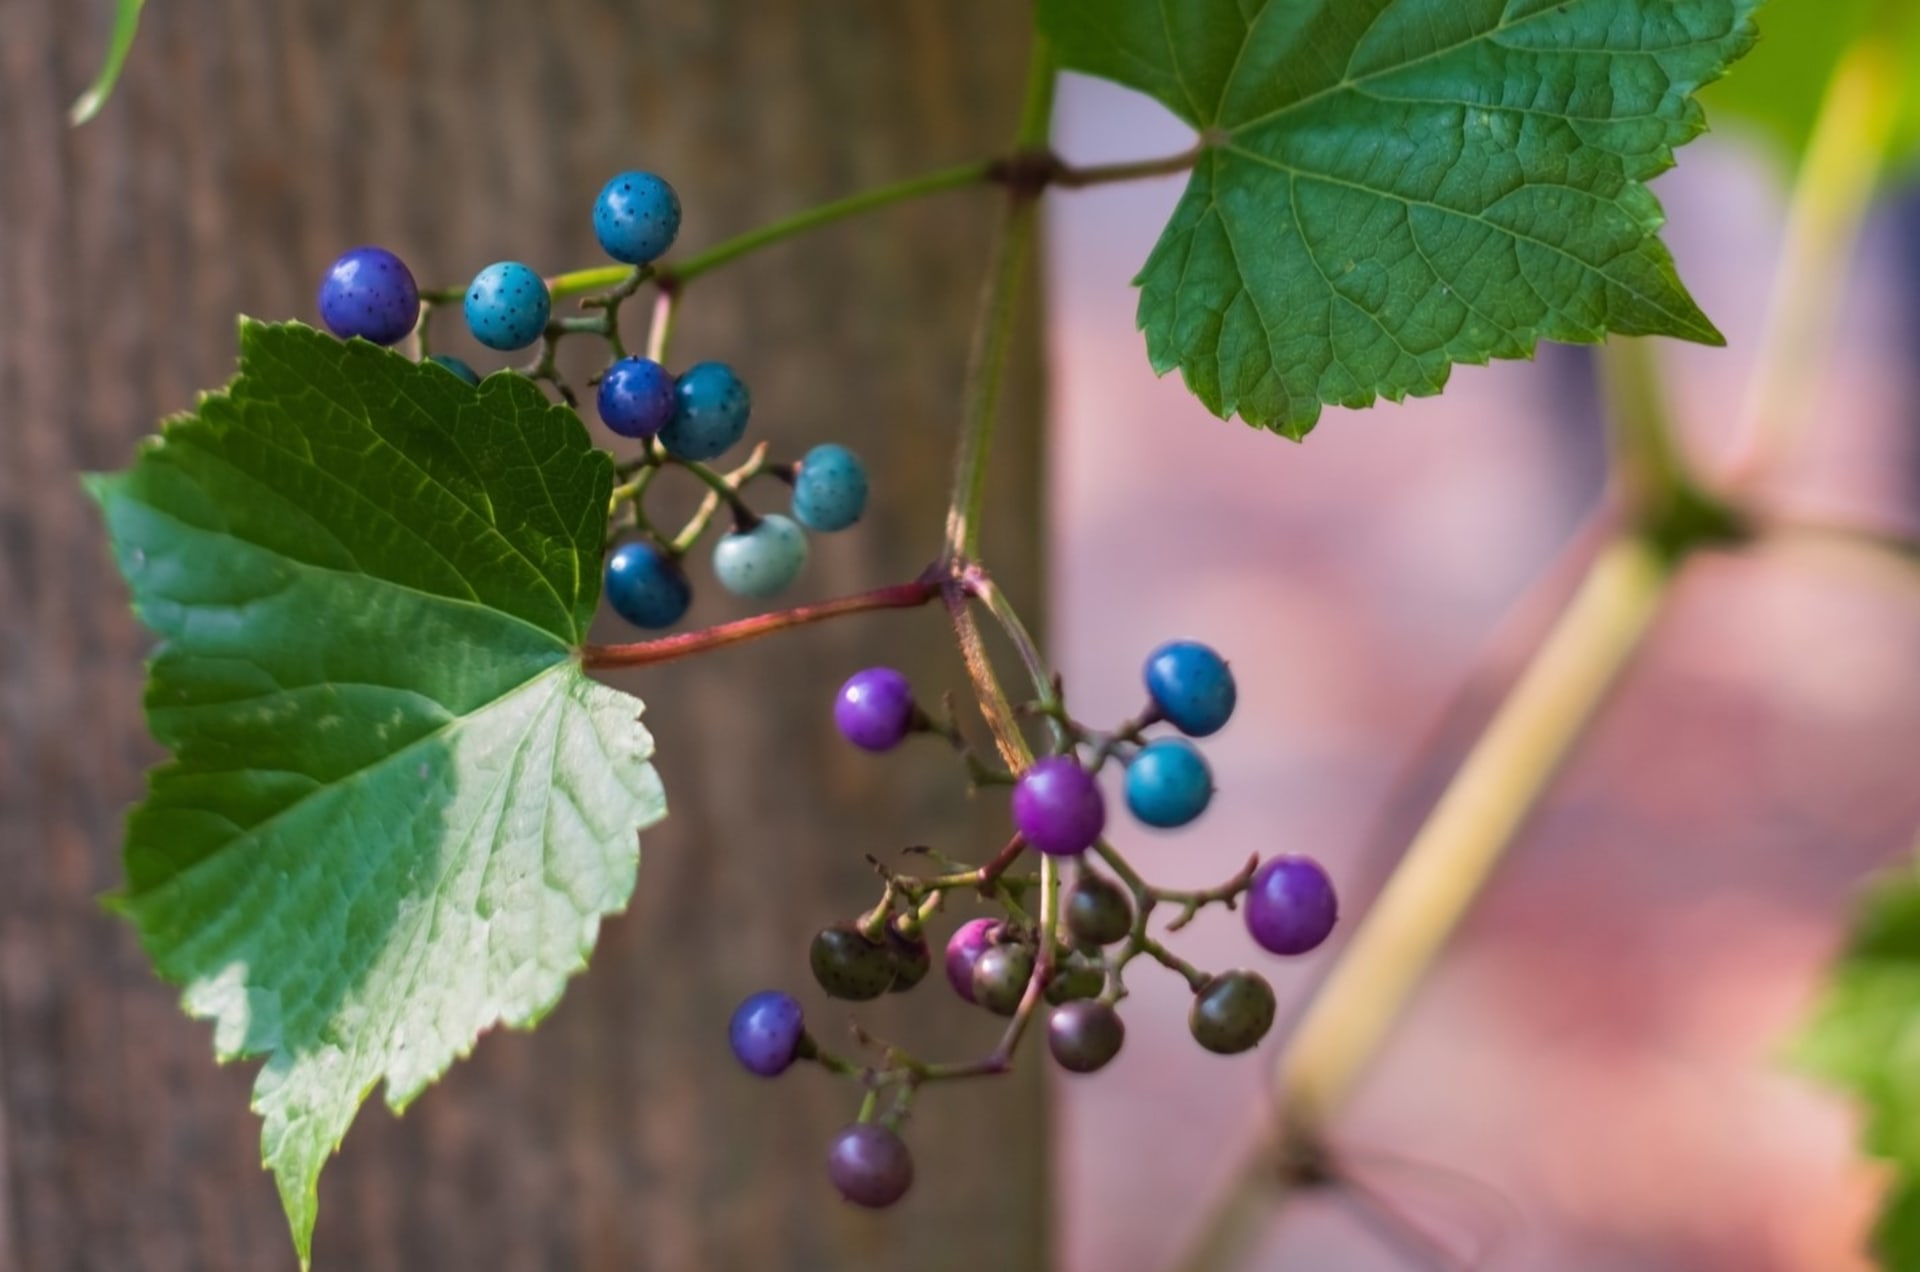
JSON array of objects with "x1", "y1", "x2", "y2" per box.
[{"x1": 580, "y1": 578, "x2": 939, "y2": 669}]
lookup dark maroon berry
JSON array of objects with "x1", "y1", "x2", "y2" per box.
[
  {"x1": 810, "y1": 924, "x2": 895, "y2": 1001},
  {"x1": 944, "y1": 917, "x2": 1001, "y2": 1003},
  {"x1": 1064, "y1": 873, "x2": 1133, "y2": 947},
  {"x1": 971, "y1": 942, "x2": 1035, "y2": 1017},
  {"x1": 1011, "y1": 755, "x2": 1106, "y2": 856},
  {"x1": 1245, "y1": 855, "x2": 1338, "y2": 956},
  {"x1": 884, "y1": 920, "x2": 931, "y2": 994},
  {"x1": 826, "y1": 1122, "x2": 914, "y2": 1209},
  {"x1": 1048, "y1": 1000, "x2": 1126, "y2": 1073},
  {"x1": 1189, "y1": 970, "x2": 1276, "y2": 1055},
  {"x1": 1045, "y1": 959, "x2": 1105, "y2": 1005}
]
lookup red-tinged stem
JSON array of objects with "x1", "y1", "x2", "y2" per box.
[{"x1": 580, "y1": 577, "x2": 940, "y2": 670}]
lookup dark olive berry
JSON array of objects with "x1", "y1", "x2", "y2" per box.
[
  {"x1": 1048, "y1": 1000, "x2": 1126, "y2": 1074},
  {"x1": 884, "y1": 920, "x2": 931, "y2": 994},
  {"x1": 1188, "y1": 970, "x2": 1276, "y2": 1055},
  {"x1": 1045, "y1": 958, "x2": 1106, "y2": 1005},
  {"x1": 971, "y1": 943, "x2": 1036, "y2": 1017},
  {"x1": 809, "y1": 924, "x2": 895, "y2": 1001},
  {"x1": 1064, "y1": 873, "x2": 1134, "y2": 948}
]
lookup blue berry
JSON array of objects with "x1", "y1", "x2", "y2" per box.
[
  {"x1": 604, "y1": 540, "x2": 692, "y2": 629},
  {"x1": 791, "y1": 443, "x2": 869, "y2": 532},
  {"x1": 596, "y1": 356, "x2": 676, "y2": 439},
  {"x1": 1245, "y1": 855, "x2": 1338, "y2": 956},
  {"x1": 834, "y1": 667, "x2": 917, "y2": 752},
  {"x1": 593, "y1": 172, "x2": 682, "y2": 266},
  {"x1": 1011, "y1": 756, "x2": 1106, "y2": 857},
  {"x1": 1144, "y1": 640, "x2": 1237, "y2": 737},
  {"x1": 464, "y1": 261, "x2": 550, "y2": 351},
  {"x1": 712, "y1": 514, "x2": 806, "y2": 599},
  {"x1": 729, "y1": 990, "x2": 806, "y2": 1077},
  {"x1": 1124, "y1": 738, "x2": 1213, "y2": 828},
  {"x1": 316, "y1": 246, "x2": 419, "y2": 345},
  {"x1": 660, "y1": 361, "x2": 750, "y2": 461},
  {"x1": 426, "y1": 354, "x2": 480, "y2": 386}
]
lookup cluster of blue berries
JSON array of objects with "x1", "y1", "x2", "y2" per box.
[
  {"x1": 727, "y1": 639, "x2": 1339, "y2": 1209},
  {"x1": 313, "y1": 171, "x2": 874, "y2": 635}
]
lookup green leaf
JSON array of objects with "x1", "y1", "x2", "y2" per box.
[
  {"x1": 1037, "y1": 0, "x2": 1759, "y2": 438},
  {"x1": 89, "y1": 322, "x2": 665, "y2": 1267},
  {"x1": 70, "y1": 0, "x2": 146, "y2": 125},
  {"x1": 1699, "y1": 0, "x2": 1920, "y2": 177},
  {"x1": 1795, "y1": 855, "x2": 1920, "y2": 1268}
]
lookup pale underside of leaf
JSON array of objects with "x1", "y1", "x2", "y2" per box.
[
  {"x1": 91, "y1": 323, "x2": 666, "y2": 1266},
  {"x1": 1041, "y1": 0, "x2": 1760, "y2": 437}
]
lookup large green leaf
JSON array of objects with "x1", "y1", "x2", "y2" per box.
[
  {"x1": 1700, "y1": 0, "x2": 1920, "y2": 178},
  {"x1": 1796, "y1": 853, "x2": 1920, "y2": 1268},
  {"x1": 1038, "y1": 0, "x2": 1759, "y2": 438},
  {"x1": 89, "y1": 322, "x2": 665, "y2": 1266}
]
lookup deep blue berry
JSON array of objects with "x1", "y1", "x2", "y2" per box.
[
  {"x1": 1245, "y1": 855, "x2": 1338, "y2": 956},
  {"x1": 1011, "y1": 756, "x2": 1106, "y2": 857},
  {"x1": 426, "y1": 354, "x2": 480, "y2": 386},
  {"x1": 791, "y1": 443, "x2": 869, "y2": 532},
  {"x1": 826, "y1": 1123, "x2": 914, "y2": 1209},
  {"x1": 604, "y1": 540, "x2": 692, "y2": 630},
  {"x1": 660, "y1": 361, "x2": 750, "y2": 461},
  {"x1": 712, "y1": 514, "x2": 806, "y2": 599},
  {"x1": 464, "y1": 261, "x2": 550, "y2": 351},
  {"x1": 729, "y1": 990, "x2": 806, "y2": 1077},
  {"x1": 593, "y1": 172, "x2": 682, "y2": 266},
  {"x1": 834, "y1": 667, "x2": 917, "y2": 752},
  {"x1": 1124, "y1": 738, "x2": 1213, "y2": 828},
  {"x1": 1144, "y1": 640, "x2": 1237, "y2": 736},
  {"x1": 317, "y1": 246, "x2": 419, "y2": 345},
  {"x1": 597, "y1": 356, "x2": 676, "y2": 439}
]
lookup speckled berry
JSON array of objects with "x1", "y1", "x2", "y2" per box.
[
  {"x1": 728, "y1": 990, "x2": 805, "y2": 1077},
  {"x1": 1044, "y1": 960, "x2": 1105, "y2": 1005},
  {"x1": 1144, "y1": 640, "x2": 1237, "y2": 737},
  {"x1": 1125, "y1": 738, "x2": 1213, "y2": 828},
  {"x1": 834, "y1": 667, "x2": 917, "y2": 752},
  {"x1": 1189, "y1": 970, "x2": 1276, "y2": 1055},
  {"x1": 604, "y1": 539, "x2": 692, "y2": 630},
  {"x1": 1064, "y1": 874, "x2": 1134, "y2": 948},
  {"x1": 596, "y1": 356, "x2": 676, "y2": 439},
  {"x1": 464, "y1": 260, "x2": 550, "y2": 351},
  {"x1": 1048, "y1": 1001, "x2": 1125, "y2": 1074},
  {"x1": 712, "y1": 514, "x2": 807, "y2": 599},
  {"x1": 971, "y1": 942, "x2": 1035, "y2": 1017},
  {"x1": 809, "y1": 924, "x2": 895, "y2": 1001},
  {"x1": 944, "y1": 918, "x2": 1001, "y2": 1003},
  {"x1": 593, "y1": 171, "x2": 682, "y2": 266},
  {"x1": 1244, "y1": 855, "x2": 1338, "y2": 956},
  {"x1": 826, "y1": 1123, "x2": 913, "y2": 1209},
  {"x1": 426, "y1": 353, "x2": 481, "y2": 386},
  {"x1": 317, "y1": 245, "x2": 419, "y2": 345},
  {"x1": 660, "y1": 361, "x2": 751, "y2": 461},
  {"x1": 1011, "y1": 756, "x2": 1106, "y2": 857},
  {"x1": 884, "y1": 920, "x2": 931, "y2": 994},
  {"x1": 791, "y1": 443, "x2": 869, "y2": 532}
]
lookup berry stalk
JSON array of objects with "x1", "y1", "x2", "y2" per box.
[{"x1": 580, "y1": 577, "x2": 940, "y2": 670}]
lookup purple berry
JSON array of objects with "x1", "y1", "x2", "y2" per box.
[
  {"x1": 1244, "y1": 855, "x2": 1338, "y2": 956},
  {"x1": 944, "y1": 918, "x2": 1000, "y2": 1003},
  {"x1": 728, "y1": 990, "x2": 805, "y2": 1077},
  {"x1": 1011, "y1": 756, "x2": 1106, "y2": 857},
  {"x1": 834, "y1": 667, "x2": 917, "y2": 752},
  {"x1": 826, "y1": 1123, "x2": 914, "y2": 1209},
  {"x1": 316, "y1": 246, "x2": 419, "y2": 346}
]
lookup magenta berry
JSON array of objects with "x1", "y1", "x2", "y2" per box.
[
  {"x1": 834, "y1": 667, "x2": 917, "y2": 752},
  {"x1": 1011, "y1": 756, "x2": 1105, "y2": 857},
  {"x1": 1244, "y1": 855, "x2": 1338, "y2": 956},
  {"x1": 944, "y1": 918, "x2": 1000, "y2": 1003}
]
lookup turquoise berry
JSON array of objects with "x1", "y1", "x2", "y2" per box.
[
  {"x1": 1143, "y1": 640, "x2": 1237, "y2": 737},
  {"x1": 660, "y1": 361, "x2": 750, "y2": 461},
  {"x1": 1124, "y1": 738, "x2": 1213, "y2": 828},
  {"x1": 791, "y1": 443, "x2": 869, "y2": 532},
  {"x1": 593, "y1": 172, "x2": 682, "y2": 266},
  {"x1": 604, "y1": 539, "x2": 692, "y2": 629},
  {"x1": 712, "y1": 514, "x2": 807, "y2": 599},
  {"x1": 426, "y1": 354, "x2": 481, "y2": 386},
  {"x1": 464, "y1": 261, "x2": 550, "y2": 351}
]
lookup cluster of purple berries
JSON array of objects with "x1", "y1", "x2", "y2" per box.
[
  {"x1": 312, "y1": 172, "x2": 873, "y2": 633},
  {"x1": 727, "y1": 640, "x2": 1339, "y2": 1210}
]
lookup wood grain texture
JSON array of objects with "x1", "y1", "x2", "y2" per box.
[{"x1": 0, "y1": 3, "x2": 1049, "y2": 1269}]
